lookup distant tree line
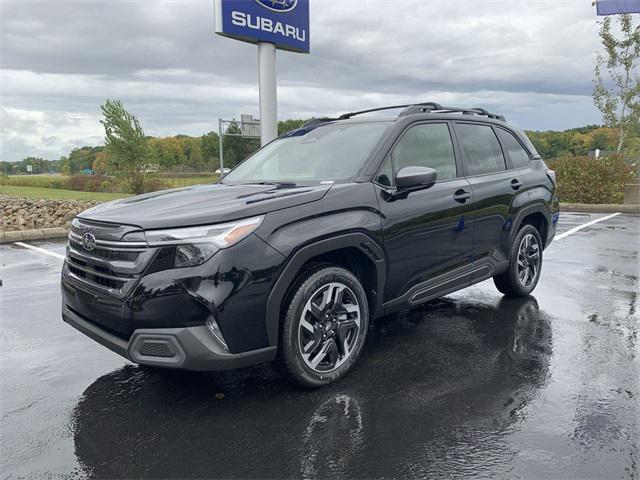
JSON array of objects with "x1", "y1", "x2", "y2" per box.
[
  {"x1": 3, "y1": 120, "x2": 635, "y2": 178},
  {"x1": 526, "y1": 125, "x2": 623, "y2": 160}
]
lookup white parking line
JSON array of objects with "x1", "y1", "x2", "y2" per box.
[
  {"x1": 13, "y1": 242, "x2": 65, "y2": 260},
  {"x1": 554, "y1": 212, "x2": 621, "y2": 241}
]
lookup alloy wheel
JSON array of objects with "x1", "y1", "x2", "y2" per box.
[
  {"x1": 298, "y1": 282, "x2": 361, "y2": 373},
  {"x1": 517, "y1": 233, "x2": 540, "y2": 288}
]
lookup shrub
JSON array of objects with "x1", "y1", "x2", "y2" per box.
[
  {"x1": 548, "y1": 154, "x2": 636, "y2": 204},
  {"x1": 49, "y1": 178, "x2": 70, "y2": 190},
  {"x1": 68, "y1": 174, "x2": 113, "y2": 192},
  {"x1": 142, "y1": 177, "x2": 170, "y2": 192}
]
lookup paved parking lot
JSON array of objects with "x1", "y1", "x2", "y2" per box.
[{"x1": 1, "y1": 212, "x2": 638, "y2": 479}]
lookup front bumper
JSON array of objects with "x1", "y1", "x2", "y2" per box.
[
  {"x1": 62, "y1": 304, "x2": 277, "y2": 370},
  {"x1": 61, "y1": 232, "x2": 286, "y2": 353}
]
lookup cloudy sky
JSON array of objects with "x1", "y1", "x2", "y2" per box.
[{"x1": 1, "y1": 0, "x2": 607, "y2": 162}]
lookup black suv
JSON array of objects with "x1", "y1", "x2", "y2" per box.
[{"x1": 61, "y1": 102, "x2": 559, "y2": 388}]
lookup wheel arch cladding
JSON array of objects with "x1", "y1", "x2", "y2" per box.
[
  {"x1": 512, "y1": 205, "x2": 550, "y2": 248},
  {"x1": 265, "y1": 233, "x2": 386, "y2": 347}
]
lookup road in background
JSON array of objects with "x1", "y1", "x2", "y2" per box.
[{"x1": 1, "y1": 213, "x2": 638, "y2": 478}]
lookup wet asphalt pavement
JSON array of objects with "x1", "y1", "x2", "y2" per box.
[{"x1": 1, "y1": 212, "x2": 638, "y2": 479}]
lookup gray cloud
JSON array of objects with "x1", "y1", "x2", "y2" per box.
[{"x1": 1, "y1": 0, "x2": 605, "y2": 161}]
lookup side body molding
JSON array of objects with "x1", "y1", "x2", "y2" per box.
[{"x1": 265, "y1": 233, "x2": 386, "y2": 346}]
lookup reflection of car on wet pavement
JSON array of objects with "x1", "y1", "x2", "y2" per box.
[
  {"x1": 60, "y1": 103, "x2": 559, "y2": 387},
  {"x1": 71, "y1": 296, "x2": 551, "y2": 478}
]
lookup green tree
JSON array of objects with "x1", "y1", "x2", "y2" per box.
[
  {"x1": 21, "y1": 156, "x2": 45, "y2": 174},
  {"x1": 59, "y1": 155, "x2": 70, "y2": 175},
  {"x1": 201, "y1": 131, "x2": 220, "y2": 167},
  {"x1": 149, "y1": 136, "x2": 185, "y2": 169},
  {"x1": 180, "y1": 136, "x2": 204, "y2": 170},
  {"x1": 593, "y1": 14, "x2": 640, "y2": 154},
  {"x1": 100, "y1": 99, "x2": 151, "y2": 193},
  {"x1": 67, "y1": 147, "x2": 97, "y2": 173},
  {"x1": 278, "y1": 118, "x2": 307, "y2": 135},
  {"x1": 201, "y1": 131, "x2": 221, "y2": 171}
]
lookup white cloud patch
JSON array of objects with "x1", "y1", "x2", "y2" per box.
[
  {"x1": 0, "y1": 106, "x2": 103, "y2": 160},
  {"x1": 0, "y1": 0, "x2": 606, "y2": 161}
]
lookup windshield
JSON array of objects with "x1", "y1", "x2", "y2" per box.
[{"x1": 222, "y1": 122, "x2": 389, "y2": 185}]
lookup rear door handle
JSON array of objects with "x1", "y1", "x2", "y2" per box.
[
  {"x1": 453, "y1": 189, "x2": 471, "y2": 203},
  {"x1": 510, "y1": 178, "x2": 523, "y2": 190}
]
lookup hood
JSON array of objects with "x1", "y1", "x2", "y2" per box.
[{"x1": 78, "y1": 183, "x2": 332, "y2": 229}]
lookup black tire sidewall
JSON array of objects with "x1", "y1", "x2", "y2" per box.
[{"x1": 281, "y1": 267, "x2": 369, "y2": 388}]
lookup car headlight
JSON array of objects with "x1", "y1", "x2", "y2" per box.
[{"x1": 145, "y1": 216, "x2": 264, "y2": 268}]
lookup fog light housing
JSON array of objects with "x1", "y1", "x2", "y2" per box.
[{"x1": 206, "y1": 315, "x2": 228, "y2": 351}]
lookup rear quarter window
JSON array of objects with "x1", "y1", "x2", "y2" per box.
[{"x1": 496, "y1": 128, "x2": 531, "y2": 169}]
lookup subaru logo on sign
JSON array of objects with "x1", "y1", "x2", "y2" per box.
[
  {"x1": 255, "y1": 0, "x2": 298, "y2": 13},
  {"x1": 215, "y1": 0, "x2": 309, "y2": 54},
  {"x1": 82, "y1": 232, "x2": 96, "y2": 251}
]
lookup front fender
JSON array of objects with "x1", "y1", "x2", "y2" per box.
[{"x1": 264, "y1": 232, "x2": 386, "y2": 347}]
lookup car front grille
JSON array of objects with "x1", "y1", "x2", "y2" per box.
[
  {"x1": 64, "y1": 219, "x2": 157, "y2": 299},
  {"x1": 68, "y1": 237, "x2": 139, "y2": 262},
  {"x1": 66, "y1": 254, "x2": 131, "y2": 291}
]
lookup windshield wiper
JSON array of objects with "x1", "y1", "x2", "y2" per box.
[{"x1": 246, "y1": 181, "x2": 298, "y2": 188}]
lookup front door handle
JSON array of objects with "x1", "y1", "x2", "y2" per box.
[
  {"x1": 453, "y1": 189, "x2": 471, "y2": 203},
  {"x1": 510, "y1": 178, "x2": 523, "y2": 190}
]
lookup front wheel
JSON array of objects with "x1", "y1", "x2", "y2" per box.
[
  {"x1": 494, "y1": 224, "x2": 543, "y2": 297},
  {"x1": 280, "y1": 266, "x2": 369, "y2": 388}
]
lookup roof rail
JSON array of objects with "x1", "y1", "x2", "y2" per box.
[
  {"x1": 301, "y1": 103, "x2": 506, "y2": 128},
  {"x1": 338, "y1": 104, "x2": 417, "y2": 119},
  {"x1": 399, "y1": 103, "x2": 505, "y2": 121},
  {"x1": 336, "y1": 102, "x2": 505, "y2": 122}
]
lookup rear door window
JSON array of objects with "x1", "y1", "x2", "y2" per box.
[
  {"x1": 455, "y1": 123, "x2": 506, "y2": 176},
  {"x1": 496, "y1": 128, "x2": 531, "y2": 169}
]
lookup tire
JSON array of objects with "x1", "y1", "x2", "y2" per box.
[
  {"x1": 280, "y1": 266, "x2": 369, "y2": 388},
  {"x1": 494, "y1": 224, "x2": 543, "y2": 298}
]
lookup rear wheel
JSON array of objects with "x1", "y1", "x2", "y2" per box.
[
  {"x1": 494, "y1": 224, "x2": 543, "y2": 297},
  {"x1": 280, "y1": 266, "x2": 369, "y2": 388}
]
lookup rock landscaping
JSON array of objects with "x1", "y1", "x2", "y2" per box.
[{"x1": 0, "y1": 194, "x2": 99, "y2": 231}]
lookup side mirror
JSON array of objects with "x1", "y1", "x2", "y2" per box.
[{"x1": 395, "y1": 166, "x2": 438, "y2": 192}]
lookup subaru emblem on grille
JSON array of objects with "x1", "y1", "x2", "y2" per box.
[{"x1": 82, "y1": 232, "x2": 96, "y2": 251}]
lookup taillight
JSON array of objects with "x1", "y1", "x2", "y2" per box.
[{"x1": 546, "y1": 169, "x2": 556, "y2": 186}]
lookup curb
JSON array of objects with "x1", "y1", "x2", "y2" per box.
[
  {"x1": 560, "y1": 203, "x2": 640, "y2": 214},
  {"x1": 0, "y1": 228, "x2": 69, "y2": 244}
]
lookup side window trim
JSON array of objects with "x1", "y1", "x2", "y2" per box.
[
  {"x1": 373, "y1": 121, "x2": 459, "y2": 188},
  {"x1": 452, "y1": 120, "x2": 508, "y2": 178},
  {"x1": 494, "y1": 126, "x2": 533, "y2": 170},
  {"x1": 373, "y1": 154, "x2": 394, "y2": 188},
  {"x1": 491, "y1": 125, "x2": 510, "y2": 170}
]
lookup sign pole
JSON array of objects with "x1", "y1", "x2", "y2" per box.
[
  {"x1": 218, "y1": 118, "x2": 224, "y2": 172},
  {"x1": 215, "y1": 0, "x2": 309, "y2": 146},
  {"x1": 258, "y1": 41, "x2": 278, "y2": 146}
]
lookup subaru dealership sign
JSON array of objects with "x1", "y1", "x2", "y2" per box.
[{"x1": 214, "y1": 0, "x2": 310, "y2": 53}]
